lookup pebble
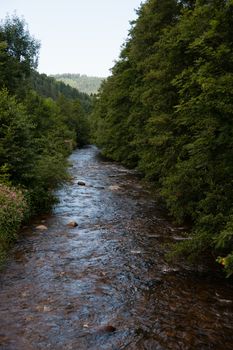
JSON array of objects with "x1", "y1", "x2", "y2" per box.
[{"x1": 131, "y1": 250, "x2": 141, "y2": 254}]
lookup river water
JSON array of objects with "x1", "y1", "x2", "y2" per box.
[{"x1": 0, "y1": 146, "x2": 233, "y2": 350}]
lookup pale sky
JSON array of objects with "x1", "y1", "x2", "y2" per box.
[{"x1": 0, "y1": 0, "x2": 143, "y2": 77}]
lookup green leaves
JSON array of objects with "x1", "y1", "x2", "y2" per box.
[
  {"x1": 0, "y1": 90, "x2": 35, "y2": 183},
  {"x1": 0, "y1": 184, "x2": 28, "y2": 265},
  {"x1": 0, "y1": 15, "x2": 40, "y2": 95},
  {"x1": 91, "y1": 0, "x2": 233, "y2": 276}
]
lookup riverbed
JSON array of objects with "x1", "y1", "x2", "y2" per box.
[{"x1": 0, "y1": 146, "x2": 233, "y2": 349}]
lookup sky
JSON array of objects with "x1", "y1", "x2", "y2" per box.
[{"x1": 0, "y1": 0, "x2": 143, "y2": 77}]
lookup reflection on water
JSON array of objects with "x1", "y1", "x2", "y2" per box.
[{"x1": 0, "y1": 146, "x2": 233, "y2": 349}]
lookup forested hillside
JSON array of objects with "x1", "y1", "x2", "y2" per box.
[
  {"x1": 51, "y1": 73, "x2": 104, "y2": 95},
  {"x1": 30, "y1": 71, "x2": 92, "y2": 113},
  {"x1": 0, "y1": 15, "x2": 91, "y2": 262},
  {"x1": 91, "y1": 0, "x2": 233, "y2": 276}
]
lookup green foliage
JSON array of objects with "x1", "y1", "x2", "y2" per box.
[
  {"x1": 0, "y1": 89, "x2": 67, "y2": 212},
  {"x1": 0, "y1": 89, "x2": 35, "y2": 185},
  {"x1": 91, "y1": 0, "x2": 233, "y2": 276},
  {"x1": 215, "y1": 215, "x2": 233, "y2": 277},
  {"x1": 217, "y1": 254, "x2": 233, "y2": 278},
  {"x1": 0, "y1": 15, "x2": 40, "y2": 95},
  {"x1": 29, "y1": 70, "x2": 93, "y2": 113},
  {"x1": 0, "y1": 184, "x2": 28, "y2": 264},
  {"x1": 56, "y1": 95, "x2": 90, "y2": 147},
  {"x1": 51, "y1": 73, "x2": 104, "y2": 95},
  {"x1": 0, "y1": 164, "x2": 11, "y2": 185}
]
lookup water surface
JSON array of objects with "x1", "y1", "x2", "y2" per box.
[{"x1": 0, "y1": 146, "x2": 233, "y2": 350}]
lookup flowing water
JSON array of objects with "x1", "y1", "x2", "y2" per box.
[{"x1": 0, "y1": 146, "x2": 233, "y2": 350}]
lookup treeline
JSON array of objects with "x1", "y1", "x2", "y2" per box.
[
  {"x1": 91, "y1": 0, "x2": 233, "y2": 276},
  {"x1": 51, "y1": 73, "x2": 104, "y2": 95},
  {"x1": 0, "y1": 15, "x2": 91, "y2": 262}
]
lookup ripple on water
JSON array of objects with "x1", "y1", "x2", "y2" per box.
[{"x1": 0, "y1": 146, "x2": 233, "y2": 350}]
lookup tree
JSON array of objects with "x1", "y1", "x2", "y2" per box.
[
  {"x1": 0, "y1": 15, "x2": 40, "y2": 94},
  {"x1": 0, "y1": 89, "x2": 35, "y2": 185},
  {"x1": 91, "y1": 0, "x2": 233, "y2": 276}
]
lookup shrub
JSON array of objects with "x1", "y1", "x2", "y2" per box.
[{"x1": 0, "y1": 184, "x2": 28, "y2": 264}]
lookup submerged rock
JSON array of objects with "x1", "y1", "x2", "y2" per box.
[
  {"x1": 97, "y1": 325, "x2": 116, "y2": 333},
  {"x1": 36, "y1": 225, "x2": 48, "y2": 230},
  {"x1": 109, "y1": 185, "x2": 121, "y2": 191}
]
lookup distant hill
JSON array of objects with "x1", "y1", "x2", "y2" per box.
[
  {"x1": 51, "y1": 73, "x2": 104, "y2": 95},
  {"x1": 30, "y1": 71, "x2": 92, "y2": 113}
]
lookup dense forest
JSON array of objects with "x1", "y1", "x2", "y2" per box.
[
  {"x1": 91, "y1": 0, "x2": 233, "y2": 276},
  {"x1": 0, "y1": 15, "x2": 91, "y2": 263},
  {"x1": 51, "y1": 73, "x2": 104, "y2": 95}
]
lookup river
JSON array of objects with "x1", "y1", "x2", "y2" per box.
[{"x1": 0, "y1": 146, "x2": 233, "y2": 350}]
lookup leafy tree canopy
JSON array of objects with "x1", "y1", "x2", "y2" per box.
[
  {"x1": 91, "y1": 0, "x2": 233, "y2": 276},
  {"x1": 0, "y1": 15, "x2": 40, "y2": 94}
]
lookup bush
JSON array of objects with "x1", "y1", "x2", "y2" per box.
[{"x1": 0, "y1": 184, "x2": 28, "y2": 264}]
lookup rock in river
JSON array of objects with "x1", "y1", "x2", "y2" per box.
[
  {"x1": 96, "y1": 325, "x2": 116, "y2": 333},
  {"x1": 77, "y1": 181, "x2": 86, "y2": 186},
  {"x1": 67, "y1": 221, "x2": 78, "y2": 228},
  {"x1": 36, "y1": 225, "x2": 48, "y2": 230}
]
